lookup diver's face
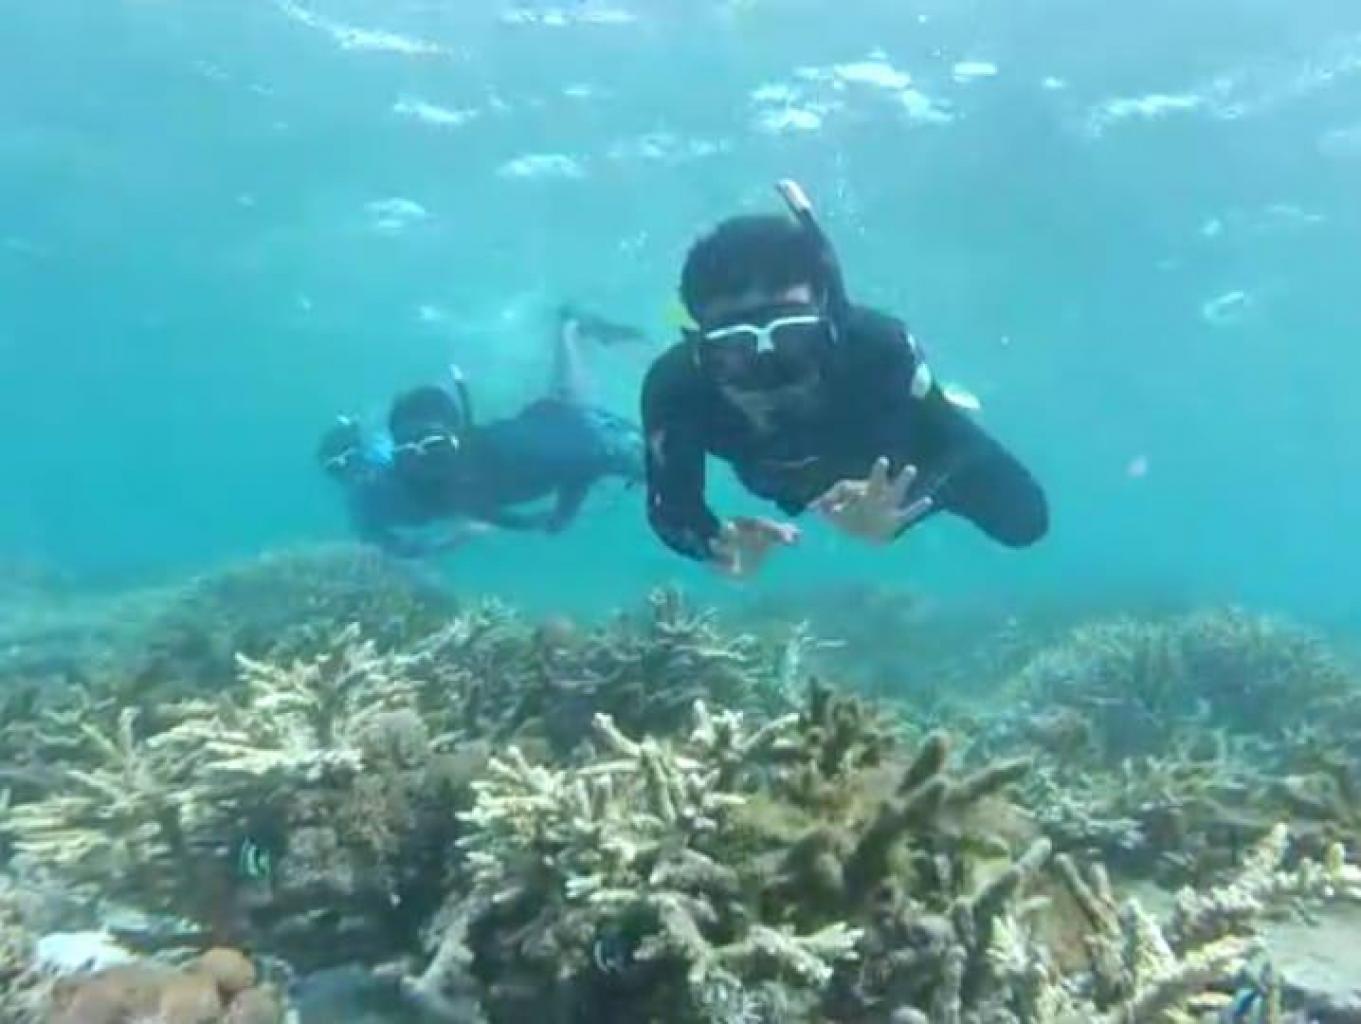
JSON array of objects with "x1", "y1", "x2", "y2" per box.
[
  {"x1": 696, "y1": 282, "x2": 829, "y2": 406},
  {"x1": 393, "y1": 431, "x2": 462, "y2": 488}
]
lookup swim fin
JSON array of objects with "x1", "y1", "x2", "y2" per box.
[{"x1": 559, "y1": 303, "x2": 647, "y2": 345}]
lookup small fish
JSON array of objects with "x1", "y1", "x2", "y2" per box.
[
  {"x1": 1220, "y1": 986, "x2": 1262, "y2": 1023},
  {"x1": 591, "y1": 924, "x2": 639, "y2": 976},
  {"x1": 1220, "y1": 961, "x2": 1278, "y2": 1024},
  {"x1": 236, "y1": 837, "x2": 274, "y2": 883}
]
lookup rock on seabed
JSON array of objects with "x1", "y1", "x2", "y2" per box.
[{"x1": 1266, "y1": 904, "x2": 1361, "y2": 1024}]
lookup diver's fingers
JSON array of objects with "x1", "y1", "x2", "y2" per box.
[
  {"x1": 887, "y1": 463, "x2": 919, "y2": 505},
  {"x1": 865, "y1": 457, "x2": 893, "y2": 498},
  {"x1": 812, "y1": 480, "x2": 857, "y2": 514},
  {"x1": 733, "y1": 516, "x2": 799, "y2": 545},
  {"x1": 894, "y1": 496, "x2": 935, "y2": 532}
]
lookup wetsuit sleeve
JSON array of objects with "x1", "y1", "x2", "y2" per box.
[
  {"x1": 546, "y1": 478, "x2": 591, "y2": 533},
  {"x1": 906, "y1": 390, "x2": 1049, "y2": 547},
  {"x1": 641, "y1": 352, "x2": 722, "y2": 561},
  {"x1": 866, "y1": 319, "x2": 1048, "y2": 547}
]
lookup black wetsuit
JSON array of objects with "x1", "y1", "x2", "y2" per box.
[
  {"x1": 412, "y1": 397, "x2": 644, "y2": 534},
  {"x1": 641, "y1": 305, "x2": 1048, "y2": 561}
]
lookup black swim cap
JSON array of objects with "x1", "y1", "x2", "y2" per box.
[
  {"x1": 388, "y1": 385, "x2": 466, "y2": 445},
  {"x1": 680, "y1": 215, "x2": 825, "y2": 323}
]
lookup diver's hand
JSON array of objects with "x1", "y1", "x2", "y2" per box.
[
  {"x1": 709, "y1": 516, "x2": 800, "y2": 578},
  {"x1": 813, "y1": 457, "x2": 933, "y2": 544}
]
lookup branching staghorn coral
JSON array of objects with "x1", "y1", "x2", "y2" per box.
[
  {"x1": 1167, "y1": 822, "x2": 1361, "y2": 947},
  {"x1": 757, "y1": 726, "x2": 1034, "y2": 932},
  {"x1": 0, "y1": 686, "x2": 126, "y2": 796},
  {"x1": 768, "y1": 679, "x2": 903, "y2": 812},
  {"x1": 0, "y1": 706, "x2": 198, "y2": 910},
  {"x1": 1, "y1": 872, "x2": 43, "y2": 1023},
  {"x1": 1263, "y1": 744, "x2": 1361, "y2": 859},
  {"x1": 2, "y1": 626, "x2": 470, "y2": 969},
  {"x1": 451, "y1": 703, "x2": 860, "y2": 1021},
  {"x1": 1013, "y1": 734, "x2": 1280, "y2": 883},
  {"x1": 446, "y1": 677, "x2": 1045, "y2": 1023},
  {"x1": 1040, "y1": 824, "x2": 1361, "y2": 1024},
  {"x1": 403, "y1": 588, "x2": 809, "y2": 755},
  {"x1": 158, "y1": 626, "x2": 424, "y2": 824},
  {"x1": 834, "y1": 836, "x2": 1053, "y2": 1023},
  {"x1": 548, "y1": 588, "x2": 805, "y2": 741},
  {"x1": 143, "y1": 628, "x2": 469, "y2": 967}
]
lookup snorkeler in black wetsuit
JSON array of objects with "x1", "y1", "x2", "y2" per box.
[
  {"x1": 319, "y1": 307, "x2": 646, "y2": 556},
  {"x1": 641, "y1": 180, "x2": 1048, "y2": 577}
]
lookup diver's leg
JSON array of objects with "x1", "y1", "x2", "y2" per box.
[{"x1": 548, "y1": 306, "x2": 591, "y2": 406}]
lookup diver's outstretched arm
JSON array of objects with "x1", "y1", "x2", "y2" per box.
[
  {"x1": 545, "y1": 478, "x2": 591, "y2": 534},
  {"x1": 907, "y1": 393, "x2": 1049, "y2": 547}
]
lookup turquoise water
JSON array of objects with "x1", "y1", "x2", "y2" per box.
[{"x1": 3, "y1": 0, "x2": 1359, "y2": 624}]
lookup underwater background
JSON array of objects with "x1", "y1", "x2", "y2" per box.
[
  {"x1": 4, "y1": 0, "x2": 1360, "y2": 625},
  {"x1": 7, "y1": 6, "x2": 1361, "y2": 1023}
]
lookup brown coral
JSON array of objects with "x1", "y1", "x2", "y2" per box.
[
  {"x1": 192, "y1": 947, "x2": 257, "y2": 1001},
  {"x1": 44, "y1": 950, "x2": 284, "y2": 1024}
]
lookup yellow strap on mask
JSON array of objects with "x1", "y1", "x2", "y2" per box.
[{"x1": 666, "y1": 296, "x2": 698, "y2": 332}]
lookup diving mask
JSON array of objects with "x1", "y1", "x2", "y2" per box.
[{"x1": 695, "y1": 303, "x2": 833, "y2": 389}]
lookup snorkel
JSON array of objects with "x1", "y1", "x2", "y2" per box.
[{"x1": 774, "y1": 179, "x2": 851, "y2": 336}]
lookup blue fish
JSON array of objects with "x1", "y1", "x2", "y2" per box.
[{"x1": 235, "y1": 837, "x2": 274, "y2": 884}]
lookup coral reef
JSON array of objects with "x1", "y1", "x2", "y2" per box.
[
  {"x1": 1042, "y1": 823, "x2": 1361, "y2": 1024},
  {"x1": 427, "y1": 680, "x2": 1048, "y2": 1024},
  {"x1": 0, "y1": 591, "x2": 812, "y2": 976},
  {"x1": 5, "y1": 563, "x2": 1361, "y2": 1024},
  {"x1": 1009, "y1": 609, "x2": 1355, "y2": 758},
  {"x1": 973, "y1": 608, "x2": 1361, "y2": 881},
  {"x1": 1, "y1": 705, "x2": 198, "y2": 909},
  {"x1": 400, "y1": 587, "x2": 806, "y2": 754},
  {"x1": 0, "y1": 628, "x2": 466, "y2": 968},
  {"x1": 126, "y1": 543, "x2": 457, "y2": 695},
  {"x1": 448, "y1": 702, "x2": 854, "y2": 1022}
]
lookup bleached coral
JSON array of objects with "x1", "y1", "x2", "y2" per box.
[
  {"x1": 1169, "y1": 822, "x2": 1361, "y2": 947},
  {"x1": 1044, "y1": 824, "x2": 1361, "y2": 1024},
  {"x1": 161, "y1": 626, "x2": 423, "y2": 814},
  {"x1": 1, "y1": 874, "x2": 43, "y2": 1023},
  {"x1": 452, "y1": 703, "x2": 856, "y2": 1017},
  {"x1": 0, "y1": 707, "x2": 196, "y2": 905}
]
